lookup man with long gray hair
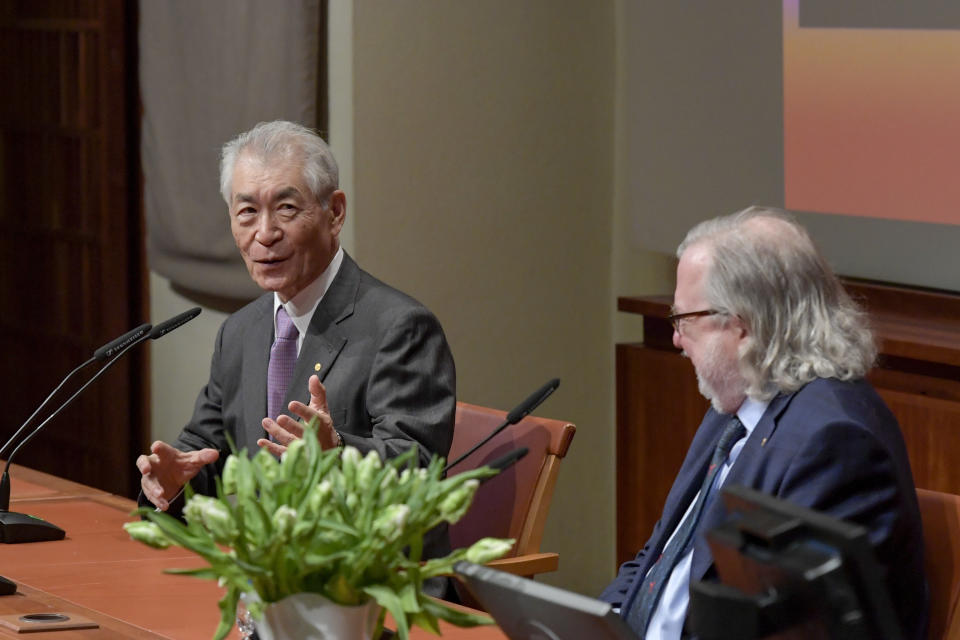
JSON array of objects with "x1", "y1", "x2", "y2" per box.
[{"x1": 602, "y1": 207, "x2": 926, "y2": 639}]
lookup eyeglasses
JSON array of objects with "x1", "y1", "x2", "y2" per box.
[{"x1": 667, "y1": 309, "x2": 721, "y2": 334}]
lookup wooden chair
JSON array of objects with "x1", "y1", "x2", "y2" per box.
[
  {"x1": 447, "y1": 401, "x2": 575, "y2": 580},
  {"x1": 917, "y1": 488, "x2": 960, "y2": 640}
]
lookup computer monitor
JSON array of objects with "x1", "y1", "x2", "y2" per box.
[
  {"x1": 453, "y1": 561, "x2": 637, "y2": 640},
  {"x1": 687, "y1": 484, "x2": 903, "y2": 640}
]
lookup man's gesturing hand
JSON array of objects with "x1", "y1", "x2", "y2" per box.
[
  {"x1": 259, "y1": 374, "x2": 339, "y2": 456},
  {"x1": 137, "y1": 441, "x2": 219, "y2": 511}
]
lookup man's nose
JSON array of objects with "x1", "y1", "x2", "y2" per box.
[
  {"x1": 254, "y1": 213, "x2": 281, "y2": 244},
  {"x1": 672, "y1": 327, "x2": 682, "y2": 350}
]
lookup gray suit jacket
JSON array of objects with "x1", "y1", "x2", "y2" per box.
[
  {"x1": 174, "y1": 252, "x2": 455, "y2": 474},
  {"x1": 156, "y1": 253, "x2": 456, "y2": 513},
  {"x1": 144, "y1": 253, "x2": 457, "y2": 595}
]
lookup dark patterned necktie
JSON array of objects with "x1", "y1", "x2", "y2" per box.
[
  {"x1": 624, "y1": 416, "x2": 746, "y2": 636},
  {"x1": 266, "y1": 307, "x2": 299, "y2": 422}
]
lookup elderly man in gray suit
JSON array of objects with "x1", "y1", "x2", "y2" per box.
[{"x1": 136, "y1": 121, "x2": 456, "y2": 532}]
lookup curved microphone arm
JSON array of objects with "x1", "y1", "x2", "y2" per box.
[
  {"x1": 1, "y1": 322, "x2": 151, "y2": 463},
  {"x1": 444, "y1": 378, "x2": 559, "y2": 474},
  {"x1": 0, "y1": 311, "x2": 197, "y2": 543},
  {"x1": 0, "y1": 356, "x2": 97, "y2": 461},
  {"x1": 1, "y1": 335, "x2": 150, "y2": 483},
  {"x1": 0, "y1": 339, "x2": 145, "y2": 541}
]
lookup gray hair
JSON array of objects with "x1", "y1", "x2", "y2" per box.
[
  {"x1": 678, "y1": 206, "x2": 876, "y2": 400},
  {"x1": 219, "y1": 120, "x2": 339, "y2": 204}
]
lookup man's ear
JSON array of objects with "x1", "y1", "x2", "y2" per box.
[
  {"x1": 734, "y1": 314, "x2": 749, "y2": 340},
  {"x1": 328, "y1": 190, "x2": 346, "y2": 233}
]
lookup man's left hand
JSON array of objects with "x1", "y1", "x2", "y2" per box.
[{"x1": 258, "y1": 374, "x2": 340, "y2": 455}]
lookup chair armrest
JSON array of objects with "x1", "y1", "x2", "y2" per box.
[{"x1": 487, "y1": 552, "x2": 558, "y2": 577}]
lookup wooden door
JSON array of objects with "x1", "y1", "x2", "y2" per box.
[{"x1": 0, "y1": 0, "x2": 146, "y2": 497}]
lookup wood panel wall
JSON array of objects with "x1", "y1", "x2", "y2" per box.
[{"x1": 0, "y1": 0, "x2": 145, "y2": 497}]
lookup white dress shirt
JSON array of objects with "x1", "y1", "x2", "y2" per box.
[{"x1": 271, "y1": 246, "x2": 344, "y2": 356}]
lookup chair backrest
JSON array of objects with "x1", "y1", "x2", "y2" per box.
[
  {"x1": 916, "y1": 488, "x2": 960, "y2": 640},
  {"x1": 448, "y1": 402, "x2": 575, "y2": 557}
]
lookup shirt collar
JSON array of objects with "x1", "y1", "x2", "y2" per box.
[
  {"x1": 735, "y1": 395, "x2": 768, "y2": 438},
  {"x1": 721, "y1": 395, "x2": 769, "y2": 476},
  {"x1": 272, "y1": 246, "x2": 344, "y2": 337}
]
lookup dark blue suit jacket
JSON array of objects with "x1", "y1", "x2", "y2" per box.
[{"x1": 601, "y1": 377, "x2": 927, "y2": 639}]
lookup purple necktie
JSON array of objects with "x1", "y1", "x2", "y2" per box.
[{"x1": 267, "y1": 307, "x2": 299, "y2": 422}]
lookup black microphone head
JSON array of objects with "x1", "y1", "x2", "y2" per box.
[
  {"x1": 506, "y1": 378, "x2": 560, "y2": 424},
  {"x1": 149, "y1": 307, "x2": 201, "y2": 340},
  {"x1": 476, "y1": 448, "x2": 530, "y2": 485},
  {"x1": 487, "y1": 447, "x2": 529, "y2": 473},
  {"x1": 93, "y1": 323, "x2": 152, "y2": 361}
]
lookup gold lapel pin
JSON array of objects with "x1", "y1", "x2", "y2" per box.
[
  {"x1": 760, "y1": 437, "x2": 768, "y2": 447},
  {"x1": 314, "y1": 363, "x2": 322, "y2": 371}
]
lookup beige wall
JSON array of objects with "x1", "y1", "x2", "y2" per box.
[
  {"x1": 148, "y1": 274, "x2": 229, "y2": 445},
  {"x1": 612, "y1": 2, "x2": 676, "y2": 345},
  {"x1": 350, "y1": 0, "x2": 614, "y2": 595},
  {"x1": 149, "y1": 0, "x2": 678, "y2": 597}
]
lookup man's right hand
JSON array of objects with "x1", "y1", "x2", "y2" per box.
[{"x1": 136, "y1": 441, "x2": 219, "y2": 511}]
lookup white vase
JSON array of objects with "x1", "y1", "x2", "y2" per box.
[{"x1": 251, "y1": 592, "x2": 380, "y2": 640}]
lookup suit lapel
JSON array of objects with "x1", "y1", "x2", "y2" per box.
[
  {"x1": 689, "y1": 391, "x2": 798, "y2": 580},
  {"x1": 281, "y1": 253, "x2": 359, "y2": 408},
  {"x1": 241, "y1": 297, "x2": 273, "y2": 450}
]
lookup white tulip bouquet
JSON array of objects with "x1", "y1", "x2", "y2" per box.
[{"x1": 124, "y1": 417, "x2": 512, "y2": 640}]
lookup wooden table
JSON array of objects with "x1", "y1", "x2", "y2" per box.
[{"x1": 0, "y1": 465, "x2": 507, "y2": 639}]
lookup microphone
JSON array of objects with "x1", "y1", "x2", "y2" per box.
[
  {"x1": 0, "y1": 327, "x2": 151, "y2": 543},
  {"x1": 478, "y1": 447, "x2": 529, "y2": 484},
  {"x1": 507, "y1": 378, "x2": 560, "y2": 424},
  {"x1": 93, "y1": 323, "x2": 151, "y2": 360},
  {"x1": 149, "y1": 307, "x2": 200, "y2": 340},
  {"x1": 0, "y1": 308, "x2": 201, "y2": 544},
  {"x1": 0, "y1": 323, "x2": 153, "y2": 465},
  {"x1": 444, "y1": 378, "x2": 559, "y2": 473}
]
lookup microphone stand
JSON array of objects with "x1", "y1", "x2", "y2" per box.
[
  {"x1": 0, "y1": 335, "x2": 150, "y2": 543},
  {"x1": 444, "y1": 378, "x2": 559, "y2": 474},
  {"x1": 0, "y1": 309, "x2": 199, "y2": 544}
]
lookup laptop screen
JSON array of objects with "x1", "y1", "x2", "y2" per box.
[{"x1": 454, "y1": 562, "x2": 637, "y2": 640}]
